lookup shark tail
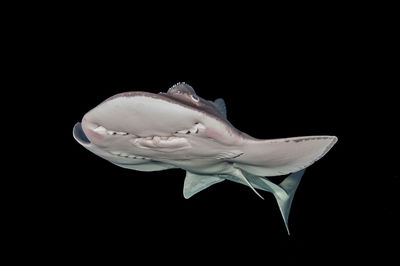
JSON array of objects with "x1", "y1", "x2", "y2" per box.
[
  {"x1": 272, "y1": 169, "x2": 305, "y2": 235},
  {"x1": 243, "y1": 169, "x2": 306, "y2": 235},
  {"x1": 183, "y1": 168, "x2": 306, "y2": 234}
]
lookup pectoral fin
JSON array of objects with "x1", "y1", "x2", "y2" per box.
[{"x1": 183, "y1": 172, "x2": 224, "y2": 199}]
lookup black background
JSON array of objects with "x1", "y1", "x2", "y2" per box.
[{"x1": 10, "y1": 4, "x2": 398, "y2": 264}]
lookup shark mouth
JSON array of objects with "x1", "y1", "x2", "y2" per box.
[
  {"x1": 91, "y1": 122, "x2": 204, "y2": 136},
  {"x1": 79, "y1": 122, "x2": 206, "y2": 152}
]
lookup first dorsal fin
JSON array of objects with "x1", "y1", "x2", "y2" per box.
[
  {"x1": 183, "y1": 171, "x2": 224, "y2": 199},
  {"x1": 168, "y1": 82, "x2": 197, "y2": 95},
  {"x1": 214, "y1": 98, "x2": 227, "y2": 119}
]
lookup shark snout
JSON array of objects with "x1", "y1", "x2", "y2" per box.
[
  {"x1": 73, "y1": 122, "x2": 91, "y2": 145},
  {"x1": 75, "y1": 116, "x2": 114, "y2": 146},
  {"x1": 81, "y1": 117, "x2": 106, "y2": 143}
]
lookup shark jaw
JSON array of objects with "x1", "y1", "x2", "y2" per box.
[{"x1": 81, "y1": 120, "x2": 206, "y2": 153}]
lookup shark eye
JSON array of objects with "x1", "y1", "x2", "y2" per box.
[{"x1": 191, "y1": 95, "x2": 199, "y2": 102}]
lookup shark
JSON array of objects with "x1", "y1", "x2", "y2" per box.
[{"x1": 73, "y1": 82, "x2": 337, "y2": 234}]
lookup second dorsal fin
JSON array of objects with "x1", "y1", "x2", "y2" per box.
[{"x1": 214, "y1": 98, "x2": 227, "y2": 119}]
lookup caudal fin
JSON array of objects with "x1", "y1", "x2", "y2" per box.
[
  {"x1": 183, "y1": 167, "x2": 306, "y2": 234},
  {"x1": 273, "y1": 169, "x2": 305, "y2": 235},
  {"x1": 241, "y1": 169, "x2": 306, "y2": 235}
]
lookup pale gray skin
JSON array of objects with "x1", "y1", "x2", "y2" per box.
[{"x1": 73, "y1": 82, "x2": 337, "y2": 234}]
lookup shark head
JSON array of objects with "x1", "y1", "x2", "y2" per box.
[{"x1": 73, "y1": 82, "x2": 236, "y2": 165}]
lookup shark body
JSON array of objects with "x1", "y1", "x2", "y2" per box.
[{"x1": 73, "y1": 82, "x2": 337, "y2": 234}]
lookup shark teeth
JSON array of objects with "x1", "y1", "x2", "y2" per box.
[
  {"x1": 94, "y1": 122, "x2": 205, "y2": 138},
  {"x1": 93, "y1": 126, "x2": 129, "y2": 136},
  {"x1": 109, "y1": 151, "x2": 150, "y2": 160},
  {"x1": 93, "y1": 126, "x2": 107, "y2": 133},
  {"x1": 176, "y1": 123, "x2": 204, "y2": 135}
]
